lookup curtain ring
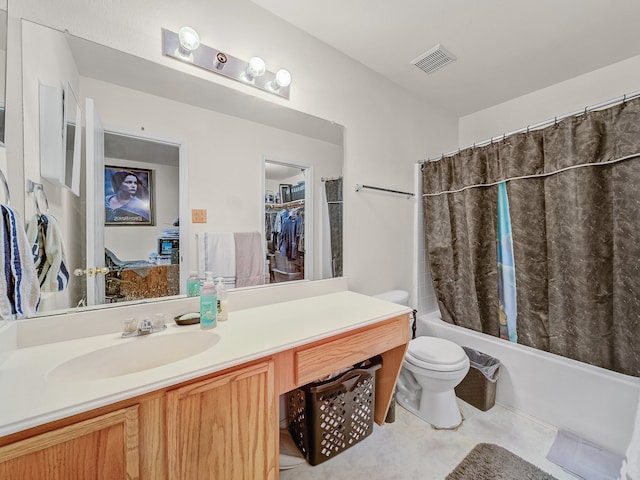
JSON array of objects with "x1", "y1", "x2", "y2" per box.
[
  {"x1": 623, "y1": 94, "x2": 627, "y2": 104},
  {"x1": 502, "y1": 133, "x2": 506, "y2": 142},
  {"x1": 526, "y1": 125, "x2": 530, "y2": 133}
]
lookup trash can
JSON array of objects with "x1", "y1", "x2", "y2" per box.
[{"x1": 454, "y1": 347, "x2": 501, "y2": 411}]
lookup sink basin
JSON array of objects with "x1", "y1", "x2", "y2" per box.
[{"x1": 48, "y1": 331, "x2": 220, "y2": 382}]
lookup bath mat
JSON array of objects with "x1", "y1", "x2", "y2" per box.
[{"x1": 446, "y1": 443, "x2": 557, "y2": 480}]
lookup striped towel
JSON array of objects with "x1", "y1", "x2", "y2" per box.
[
  {"x1": 26, "y1": 214, "x2": 70, "y2": 292},
  {"x1": 0, "y1": 205, "x2": 40, "y2": 319}
]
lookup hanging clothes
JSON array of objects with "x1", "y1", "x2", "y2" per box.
[{"x1": 0, "y1": 205, "x2": 40, "y2": 318}]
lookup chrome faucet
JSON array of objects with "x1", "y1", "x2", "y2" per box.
[{"x1": 121, "y1": 317, "x2": 167, "y2": 338}]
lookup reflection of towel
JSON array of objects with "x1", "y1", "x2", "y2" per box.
[
  {"x1": 0, "y1": 205, "x2": 40, "y2": 318},
  {"x1": 234, "y1": 232, "x2": 265, "y2": 288},
  {"x1": 27, "y1": 214, "x2": 70, "y2": 292},
  {"x1": 197, "y1": 232, "x2": 235, "y2": 288},
  {"x1": 621, "y1": 397, "x2": 640, "y2": 480}
]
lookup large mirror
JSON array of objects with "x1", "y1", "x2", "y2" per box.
[
  {"x1": 20, "y1": 19, "x2": 343, "y2": 318},
  {"x1": 0, "y1": 1, "x2": 7, "y2": 144}
]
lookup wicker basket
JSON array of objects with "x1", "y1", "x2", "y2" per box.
[
  {"x1": 287, "y1": 357, "x2": 382, "y2": 465},
  {"x1": 454, "y1": 347, "x2": 500, "y2": 411}
]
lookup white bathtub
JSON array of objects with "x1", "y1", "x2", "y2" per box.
[{"x1": 417, "y1": 310, "x2": 640, "y2": 455}]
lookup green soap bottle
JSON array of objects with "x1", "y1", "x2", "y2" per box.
[{"x1": 199, "y1": 272, "x2": 217, "y2": 329}]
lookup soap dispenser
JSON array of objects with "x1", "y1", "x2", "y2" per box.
[
  {"x1": 199, "y1": 272, "x2": 217, "y2": 329},
  {"x1": 215, "y1": 277, "x2": 229, "y2": 321}
]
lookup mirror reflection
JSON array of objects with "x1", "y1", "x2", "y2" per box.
[
  {"x1": 0, "y1": 4, "x2": 6, "y2": 144},
  {"x1": 20, "y1": 20, "x2": 343, "y2": 318}
]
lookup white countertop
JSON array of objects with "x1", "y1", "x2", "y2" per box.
[{"x1": 0, "y1": 290, "x2": 409, "y2": 438}]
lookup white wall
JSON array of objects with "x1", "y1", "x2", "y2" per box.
[
  {"x1": 7, "y1": 0, "x2": 459, "y2": 303},
  {"x1": 21, "y1": 20, "x2": 84, "y2": 312},
  {"x1": 458, "y1": 54, "x2": 640, "y2": 146}
]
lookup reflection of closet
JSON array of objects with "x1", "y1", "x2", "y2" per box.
[{"x1": 265, "y1": 198, "x2": 304, "y2": 283}]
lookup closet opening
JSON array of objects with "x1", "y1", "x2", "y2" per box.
[{"x1": 263, "y1": 159, "x2": 312, "y2": 284}]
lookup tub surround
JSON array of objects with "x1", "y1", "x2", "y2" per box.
[{"x1": 0, "y1": 279, "x2": 410, "y2": 438}]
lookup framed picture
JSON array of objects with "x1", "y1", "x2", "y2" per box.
[
  {"x1": 104, "y1": 166, "x2": 154, "y2": 225},
  {"x1": 279, "y1": 184, "x2": 292, "y2": 204}
]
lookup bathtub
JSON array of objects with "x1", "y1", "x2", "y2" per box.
[{"x1": 417, "y1": 310, "x2": 640, "y2": 455}]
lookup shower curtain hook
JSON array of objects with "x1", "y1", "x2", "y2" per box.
[{"x1": 623, "y1": 94, "x2": 627, "y2": 104}]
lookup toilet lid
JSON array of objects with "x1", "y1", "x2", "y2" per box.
[{"x1": 406, "y1": 337, "x2": 468, "y2": 371}]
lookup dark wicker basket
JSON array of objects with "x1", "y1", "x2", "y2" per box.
[{"x1": 287, "y1": 357, "x2": 382, "y2": 465}]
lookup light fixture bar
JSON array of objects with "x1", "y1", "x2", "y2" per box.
[{"x1": 162, "y1": 28, "x2": 291, "y2": 100}]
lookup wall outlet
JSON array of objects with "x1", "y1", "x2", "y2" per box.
[{"x1": 191, "y1": 209, "x2": 207, "y2": 223}]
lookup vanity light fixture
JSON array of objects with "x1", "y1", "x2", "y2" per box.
[
  {"x1": 162, "y1": 27, "x2": 292, "y2": 99},
  {"x1": 176, "y1": 26, "x2": 200, "y2": 61}
]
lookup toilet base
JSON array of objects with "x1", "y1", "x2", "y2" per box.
[{"x1": 396, "y1": 390, "x2": 463, "y2": 430}]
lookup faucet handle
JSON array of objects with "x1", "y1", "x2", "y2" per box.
[{"x1": 139, "y1": 318, "x2": 153, "y2": 332}]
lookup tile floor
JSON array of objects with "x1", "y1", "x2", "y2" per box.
[{"x1": 280, "y1": 400, "x2": 577, "y2": 480}]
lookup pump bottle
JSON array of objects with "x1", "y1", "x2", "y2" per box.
[
  {"x1": 215, "y1": 277, "x2": 229, "y2": 321},
  {"x1": 199, "y1": 272, "x2": 217, "y2": 329}
]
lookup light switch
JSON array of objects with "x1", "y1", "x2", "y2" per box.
[{"x1": 192, "y1": 209, "x2": 207, "y2": 223}]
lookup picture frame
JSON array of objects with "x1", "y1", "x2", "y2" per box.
[
  {"x1": 104, "y1": 165, "x2": 154, "y2": 225},
  {"x1": 279, "y1": 183, "x2": 292, "y2": 204}
]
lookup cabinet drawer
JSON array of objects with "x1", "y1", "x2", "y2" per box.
[{"x1": 295, "y1": 315, "x2": 408, "y2": 386}]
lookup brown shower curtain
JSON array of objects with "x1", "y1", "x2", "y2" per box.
[{"x1": 423, "y1": 98, "x2": 640, "y2": 377}]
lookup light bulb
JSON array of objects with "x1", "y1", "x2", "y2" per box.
[
  {"x1": 275, "y1": 69, "x2": 292, "y2": 88},
  {"x1": 178, "y1": 26, "x2": 200, "y2": 51},
  {"x1": 246, "y1": 57, "x2": 266, "y2": 80},
  {"x1": 176, "y1": 26, "x2": 200, "y2": 61}
]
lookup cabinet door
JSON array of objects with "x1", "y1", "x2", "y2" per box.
[
  {"x1": 166, "y1": 361, "x2": 277, "y2": 480},
  {"x1": 0, "y1": 406, "x2": 139, "y2": 480}
]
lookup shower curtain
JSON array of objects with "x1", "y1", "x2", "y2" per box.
[
  {"x1": 422, "y1": 97, "x2": 640, "y2": 377},
  {"x1": 324, "y1": 178, "x2": 343, "y2": 278}
]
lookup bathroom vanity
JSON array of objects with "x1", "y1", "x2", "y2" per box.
[{"x1": 0, "y1": 287, "x2": 410, "y2": 479}]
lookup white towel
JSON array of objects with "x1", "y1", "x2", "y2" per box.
[
  {"x1": 234, "y1": 232, "x2": 265, "y2": 288},
  {"x1": 0, "y1": 205, "x2": 40, "y2": 318},
  {"x1": 197, "y1": 232, "x2": 236, "y2": 289},
  {"x1": 26, "y1": 214, "x2": 70, "y2": 292},
  {"x1": 620, "y1": 396, "x2": 640, "y2": 480}
]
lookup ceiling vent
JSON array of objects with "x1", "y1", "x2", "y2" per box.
[{"x1": 411, "y1": 44, "x2": 456, "y2": 74}]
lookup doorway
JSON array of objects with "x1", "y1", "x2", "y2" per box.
[
  {"x1": 101, "y1": 130, "x2": 185, "y2": 303},
  {"x1": 263, "y1": 159, "x2": 313, "y2": 284}
]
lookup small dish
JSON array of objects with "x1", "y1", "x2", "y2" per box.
[{"x1": 174, "y1": 313, "x2": 200, "y2": 325}]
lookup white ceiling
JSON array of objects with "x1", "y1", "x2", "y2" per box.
[{"x1": 251, "y1": 0, "x2": 640, "y2": 117}]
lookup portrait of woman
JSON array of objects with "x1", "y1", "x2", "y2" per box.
[{"x1": 105, "y1": 167, "x2": 154, "y2": 225}]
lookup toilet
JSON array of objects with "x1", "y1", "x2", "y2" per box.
[{"x1": 374, "y1": 290, "x2": 470, "y2": 429}]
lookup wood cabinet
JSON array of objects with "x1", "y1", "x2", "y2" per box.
[
  {"x1": 0, "y1": 406, "x2": 139, "y2": 480},
  {"x1": 166, "y1": 361, "x2": 277, "y2": 480},
  {"x1": 0, "y1": 314, "x2": 408, "y2": 479}
]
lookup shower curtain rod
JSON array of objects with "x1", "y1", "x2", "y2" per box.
[
  {"x1": 422, "y1": 89, "x2": 640, "y2": 163},
  {"x1": 355, "y1": 183, "x2": 414, "y2": 198}
]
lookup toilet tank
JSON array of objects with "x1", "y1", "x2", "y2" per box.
[{"x1": 374, "y1": 290, "x2": 409, "y2": 306}]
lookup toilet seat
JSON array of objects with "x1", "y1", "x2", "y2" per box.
[{"x1": 405, "y1": 337, "x2": 469, "y2": 372}]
